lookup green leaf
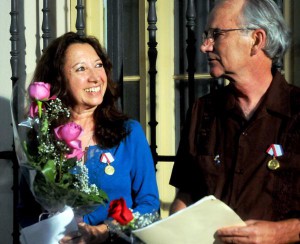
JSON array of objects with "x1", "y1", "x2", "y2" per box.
[
  {"x1": 58, "y1": 173, "x2": 73, "y2": 189},
  {"x1": 41, "y1": 160, "x2": 56, "y2": 182}
]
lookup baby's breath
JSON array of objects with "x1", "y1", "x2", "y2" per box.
[
  {"x1": 128, "y1": 211, "x2": 160, "y2": 230},
  {"x1": 22, "y1": 96, "x2": 107, "y2": 213},
  {"x1": 106, "y1": 210, "x2": 160, "y2": 243},
  {"x1": 47, "y1": 98, "x2": 70, "y2": 120}
]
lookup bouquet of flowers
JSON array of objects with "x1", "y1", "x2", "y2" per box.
[
  {"x1": 13, "y1": 81, "x2": 108, "y2": 217},
  {"x1": 105, "y1": 198, "x2": 160, "y2": 243}
]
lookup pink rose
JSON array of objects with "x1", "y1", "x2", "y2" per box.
[
  {"x1": 29, "y1": 82, "x2": 51, "y2": 101},
  {"x1": 54, "y1": 122, "x2": 83, "y2": 149},
  {"x1": 28, "y1": 82, "x2": 56, "y2": 117},
  {"x1": 66, "y1": 148, "x2": 84, "y2": 161},
  {"x1": 54, "y1": 122, "x2": 84, "y2": 160},
  {"x1": 29, "y1": 102, "x2": 39, "y2": 118}
]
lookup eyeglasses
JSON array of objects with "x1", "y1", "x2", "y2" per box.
[{"x1": 202, "y1": 28, "x2": 255, "y2": 44}]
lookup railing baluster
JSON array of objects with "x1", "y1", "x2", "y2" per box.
[
  {"x1": 147, "y1": 0, "x2": 158, "y2": 165},
  {"x1": 9, "y1": 0, "x2": 19, "y2": 243},
  {"x1": 186, "y1": 0, "x2": 196, "y2": 107},
  {"x1": 42, "y1": 0, "x2": 51, "y2": 50},
  {"x1": 76, "y1": 0, "x2": 85, "y2": 37},
  {"x1": 10, "y1": 0, "x2": 19, "y2": 87}
]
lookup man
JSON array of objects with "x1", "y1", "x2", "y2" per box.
[{"x1": 169, "y1": 0, "x2": 300, "y2": 243}]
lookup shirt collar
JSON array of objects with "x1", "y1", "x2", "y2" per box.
[
  {"x1": 222, "y1": 70, "x2": 292, "y2": 117},
  {"x1": 263, "y1": 70, "x2": 291, "y2": 117}
]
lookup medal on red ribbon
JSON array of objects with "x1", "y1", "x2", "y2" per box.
[
  {"x1": 100, "y1": 152, "x2": 115, "y2": 175},
  {"x1": 266, "y1": 144, "x2": 283, "y2": 170}
]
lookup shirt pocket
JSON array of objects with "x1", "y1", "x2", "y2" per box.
[
  {"x1": 268, "y1": 152, "x2": 300, "y2": 217},
  {"x1": 195, "y1": 154, "x2": 224, "y2": 195}
]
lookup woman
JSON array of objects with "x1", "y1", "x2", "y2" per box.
[{"x1": 29, "y1": 32, "x2": 160, "y2": 243}]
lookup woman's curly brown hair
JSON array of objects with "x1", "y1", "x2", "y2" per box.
[{"x1": 31, "y1": 32, "x2": 129, "y2": 148}]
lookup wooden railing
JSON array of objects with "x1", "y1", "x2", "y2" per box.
[{"x1": 0, "y1": 0, "x2": 233, "y2": 242}]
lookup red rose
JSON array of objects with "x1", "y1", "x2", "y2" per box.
[{"x1": 108, "y1": 198, "x2": 134, "y2": 225}]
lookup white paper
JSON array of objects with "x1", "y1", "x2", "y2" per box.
[
  {"x1": 132, "y1": 195, "x2": 245, "y2": 244},
  {"x1": 20, "y1": 206, "x2": 78, "y2": 244}
]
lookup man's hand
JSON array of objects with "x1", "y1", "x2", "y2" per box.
[{"x1": 217, "y1": 219, "x2": 300, "y2": 244}]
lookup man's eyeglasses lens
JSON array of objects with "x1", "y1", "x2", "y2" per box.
[{"x1": 202, "y1": 28, "x2": 255, "y2": 43}]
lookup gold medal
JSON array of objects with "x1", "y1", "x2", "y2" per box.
[
  {"x1": 100, "y1": 152, "x2": 117, "y2": 175},
  {"x1": 105, "y1": 165, "x2": 115, "y2": 175},
  {"x1": 267, "y1": 158, "x2": 280, "y2": 170}
]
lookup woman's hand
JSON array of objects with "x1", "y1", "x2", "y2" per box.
[{"x1": 59, "y1": 222, "x2": 109, "y2": 244}]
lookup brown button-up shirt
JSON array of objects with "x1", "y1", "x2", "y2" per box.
[{"x1": 170, "y1": 71, "x2": 300, "y2": 221}]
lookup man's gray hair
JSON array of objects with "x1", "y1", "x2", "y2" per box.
[{"x1": 240, "y1": 0, "x2": 291, "y2": 66}]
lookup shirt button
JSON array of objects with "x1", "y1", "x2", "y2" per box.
[{"x1": 235, "y1": 169, "x2": 244, "y2": 174}]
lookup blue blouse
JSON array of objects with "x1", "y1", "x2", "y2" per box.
[{"x1": 83, "y1": 120, "x2": 160, "y2": 225}]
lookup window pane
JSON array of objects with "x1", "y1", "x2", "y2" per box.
[
  {"x1": 123, "y1": 0, "x2": 139, "y2": 76},
  {"x1": 123, "y1": 81, "x2": 140, "y2": 120}
]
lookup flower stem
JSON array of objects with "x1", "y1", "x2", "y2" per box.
[
  {"x1": 58, "y1": 154, "x2": 63, "y2": 181},
  {"x1": 37, "y1": 100, "x2": 43, "y2": 118}
]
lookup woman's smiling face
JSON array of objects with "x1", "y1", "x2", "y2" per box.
[{"x1": 63, "y1": 43, "x2": 107, "y2": 113}]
